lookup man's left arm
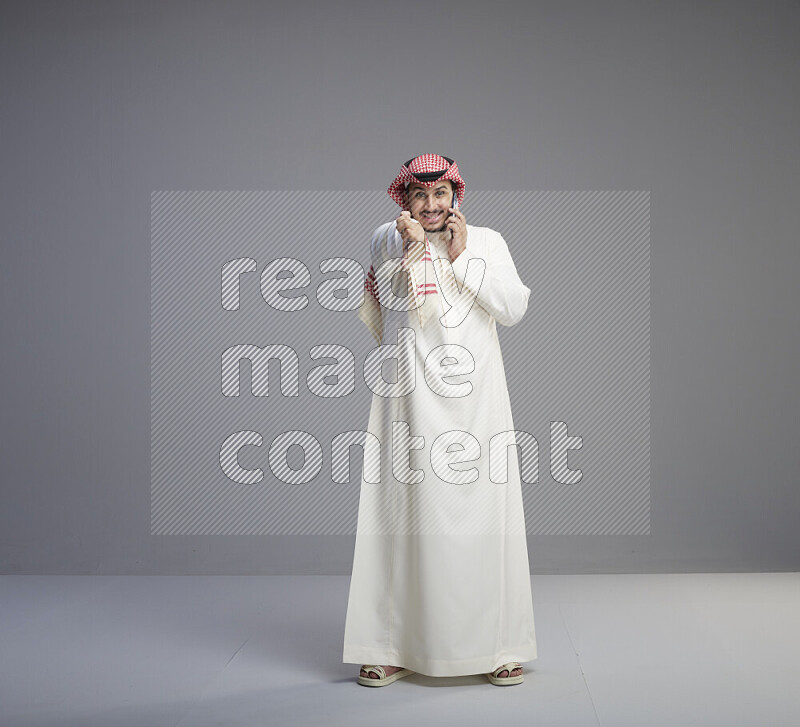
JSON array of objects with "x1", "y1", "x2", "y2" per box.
[{"x1": 449, "y1": 230, "x2": 532, "y2": 327}]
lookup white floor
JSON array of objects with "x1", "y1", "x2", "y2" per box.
[{"x1": 0, "y1": 573, "x2": 798, "y2": 726}]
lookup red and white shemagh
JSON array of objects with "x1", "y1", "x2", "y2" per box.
[
  {"x1": 359, "y1": 232, "x2": 453, "y2": 346},
  {"x1": 387, "y1": 154, "x2": 465, "y2": 210}
]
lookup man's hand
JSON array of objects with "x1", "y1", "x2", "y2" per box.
[
  {"x1": 395, "y1": 211, "x2": 426, "y2": 258},
  {"x1": 446, "y1": 208, "x2": 468, "y2": 261}
]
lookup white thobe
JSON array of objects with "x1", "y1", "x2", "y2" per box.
[{"x1": 342, "y1": 221, "x2": 538, "y2": 677}]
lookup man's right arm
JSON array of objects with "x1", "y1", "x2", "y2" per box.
[{"x1": 449, "y1": 230, "x2": 532, "y2": 327}]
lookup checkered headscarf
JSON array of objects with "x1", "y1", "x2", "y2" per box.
[{"x1": 387, "y1": 154, "x2": 465, "y2": 210}]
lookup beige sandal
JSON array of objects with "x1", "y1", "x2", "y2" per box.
[
  {"x1": 487, "y1": 662, "x2": 524, "y2": 686},
  {"x1": 357, "y1": 665, "x2": 415, "y2": 687}
]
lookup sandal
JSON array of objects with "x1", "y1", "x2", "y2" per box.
[
  {"x1": 357, "y1": 665, "x2": 415, "y2": 687},
  {"x1": 486, "y1": 662, "x2": 524, "y2": 686}
]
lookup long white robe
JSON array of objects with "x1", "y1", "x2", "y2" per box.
[{"x1": 342, "y1": 221, "x2": 537, "y2": 677}]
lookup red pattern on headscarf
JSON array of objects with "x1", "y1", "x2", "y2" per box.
[{"x1": 387, "y1": 154, "x2": 466, "y2": 209}]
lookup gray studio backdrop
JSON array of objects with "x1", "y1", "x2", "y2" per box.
[{"x1": 1, "y1": 0, "x2": 797, "y2": 574}]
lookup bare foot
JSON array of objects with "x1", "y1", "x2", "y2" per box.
[
  {"x1": 494, "y1": 665, "x2": 523, "y2": 678},
  {"x1": 360, "y1": 664, "x2": 404, "y2": 679}
]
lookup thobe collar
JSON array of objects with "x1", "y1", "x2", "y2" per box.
[{"x1": 425, "y1": 229, "x2": 452, "y2": 256}]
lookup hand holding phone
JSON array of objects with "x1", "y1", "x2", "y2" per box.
[{"x1": 446, "y1": 193, "x2": 461, "y2": 240}]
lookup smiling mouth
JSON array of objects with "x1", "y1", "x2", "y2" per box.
[{"x1": 422, "y1": 212, "x2": 442, "y2": 221}]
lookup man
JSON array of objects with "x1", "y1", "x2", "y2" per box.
[{"x1": 343, "y1": 154, "x2": 537, "y2": 687}]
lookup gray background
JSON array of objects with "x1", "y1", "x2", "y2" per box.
[
  {"x1": 1, "y1": 0, "x2": 797, "y2": 574},
  {"x1": 149, "y1": 190, "x2": 651, "y2": 537}
]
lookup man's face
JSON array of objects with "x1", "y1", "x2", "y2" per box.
[{"x1": 405, "y1": 181, "x2": 455, "y2": 232}]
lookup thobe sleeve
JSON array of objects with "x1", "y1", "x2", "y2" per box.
[
  {"x1": 449, "y1": 230, "x2": 531, "y2": 326},
  {"x1": 358, "y1": 222, "x2": 403, "y2": 345},
  {"x1": 357, "y1": 223, "x2": 391, "y2": 345}
]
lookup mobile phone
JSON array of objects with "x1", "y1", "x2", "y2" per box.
[{"x1": 447, "y1": 193, "x2": 459, "y2": 240}]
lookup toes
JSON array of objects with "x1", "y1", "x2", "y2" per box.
[
  {"x1": 361, "y1": 666, "x2": 394, "y2": 679},
  {"x1": 495, "y1": 666, "x2": 522, "y2": 678}
]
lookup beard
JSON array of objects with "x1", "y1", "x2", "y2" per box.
[
  {"x1": 415, "y1": 211, "x2": 449, "y2": 235},
  {"x1": 425, "y1": 227, "x2": 452, "y2": 245}
]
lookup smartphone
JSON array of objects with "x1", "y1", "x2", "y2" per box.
[{"x1": 447, "y1": 192, "x2": 459, "y2": 239}]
